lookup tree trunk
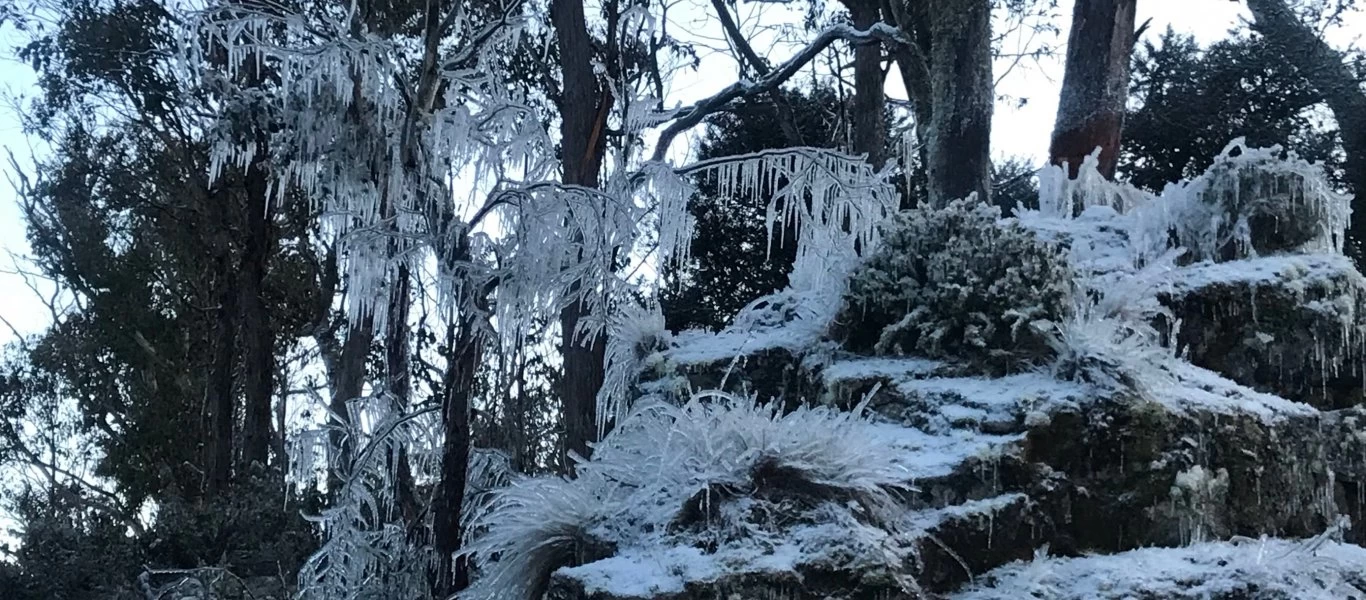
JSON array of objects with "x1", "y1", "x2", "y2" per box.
[
  {"x1": 1049, "y1": 0, "x2": 1137, "y2": 182},
  {"x1": 552, "y1": 0, "x2": 612, "y2": 472},
  {"x1": 1246, "y1": 0, "x2": 1366, "y2": 259},
  {"x1": 330, "y1": 316, "x2": 372, "y2": 488},
  {"x1": 383, "y1": 263, "x2": 420, "y2": 523},
  {"x1": 847, "y1": 0, "x2": 887, "y2": 168},
  {"x1": 431, "y1": 234, "x2": 481, "y2": 597},
  {"x1": 238, "y1": 138, "x2": 276, "y2": 471},
  {"x1": 923, "y1": 0, "x2": 994, "y2": 207},
  {"x1": 204, "y1": 251, "x2": 238, "y2": 495}
]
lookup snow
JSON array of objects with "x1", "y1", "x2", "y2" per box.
[
  {"x1": 907, "y1": 493, "x2": 1028, "y2": 532},
  {"x1": 820, "y1": 356, "x2": 946, "y2": 385},
  {"x1": 954, "y1": 538, "x2": 1366, "y2": 599},
  {"x1": 897, "y1": 373, "x2": 1094, "y2": 411},
  {"x1": 667, "y1": 286, "x2": 844, "y2": 366},
  {"x1": 1165, "y1": 253, "x2": 1362, "y2": 297},
  {"x1": 864, "y1": 422, "x2": 1024, "y2": 481},
  {"x1": 1155, "y1": 361, "x2": 1318, "y2": 420},
  {"x1": 556, "y1": 545, "x2": 719, "y2": 598},
  {"x1": 559, "y1": 517, "x2": 902, "y2": 598}
]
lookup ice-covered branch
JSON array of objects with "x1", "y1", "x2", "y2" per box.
[{"x1": 649, "y1": 23, "x2": 911, "y2": 162}]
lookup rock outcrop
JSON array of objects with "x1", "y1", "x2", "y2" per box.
[{"x1": 497, "y1": 147, "x2": 1366, "y2": 600}]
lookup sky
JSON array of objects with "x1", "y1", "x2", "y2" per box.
[{"x1": 0, "y1": 0, "x2": 1351, "y2": 345}]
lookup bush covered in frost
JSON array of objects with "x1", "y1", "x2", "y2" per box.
[
  {"x1": 835, "y1": 199, "x2": 1073, "y2": 371},
  {"x1": 459, "y1": 393, "x2": 920, "y2": 600},
  {"x1": 1168, "y1": 140, "x2": 1349, "y2": 262}
]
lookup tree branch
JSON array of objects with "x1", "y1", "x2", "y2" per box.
[
  {"x1": 650, "y1": 23, "x2": 911, "y2": 162},
  {"x1": 708, "y1": 0, "x2": 805, "y2": 146}
]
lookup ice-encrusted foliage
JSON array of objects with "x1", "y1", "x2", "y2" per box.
[
  {"x1": 1038, "y1": 150, "x2": 1152, "y2": 218},
  {"x1": 1168, "y1": 139, "x2": 1351, "y2": 262},
  {"x1": 1030, "y1": 139, "x2": 1349, "y2": 270},
  {"x1": 183, "y1": 3, "x2": 549, "y2": 331},
  {"x1": 295, "y1": 399, "x2": 443, "y2": 600},
  {"x1": 1025, "y1": 139, "x2": 1359, "y2": 405},
  {"x1": 597, "y1": 302, "x2": 671, "y2": 435},
  {"x1": 1044, "y1": 252, "x2": 1182, "y2": 394},
  {"x1": 837, "y1": 199, "x2": 1072, "y2": 371},
  {"x1": 680, "y1": 148, "x2": 898, "y2": 289},
  {"x1": 293, "y1": 395, "x2": 513, "y2": 600},
  {"x1": 460, "y1": 393, "x2": 919, "y2": 600}
]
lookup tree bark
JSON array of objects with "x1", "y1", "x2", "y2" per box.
[
  {"x1": 330, "y1": 315, "x2": 372, "y2": 487},
  {"x1": 1245, "y1": 0, "x2": 1366, "y2": 259},
  {"x1": 431, "y1": 236, "x2": 481, "y2": 597},
  {"x1": 238, "y1": 136, "x2": 276, "y2": 471},
  {"x1": 1049, "y1": 0, "x2": 1137, "y2": 181},
  {"x1": 204, "y1": 250, "x2": 238, "y2": 495},
  {"x1": 923, "y1": 0, "x2": 994, "y2": 207},
  {"x1": 552, "y1": 0, "x2": 612, "y2": 472},
  {"x1": 847, "y1": 0, "x2": 887, "y2": 168}
]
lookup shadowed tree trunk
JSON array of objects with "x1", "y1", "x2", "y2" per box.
[
  {"x1": 1245, "y1": 0, "x2": 1366, "y2": 259},
  {"x1": 204, "y1": 242, "x2": 238, "y2": 495},
  {"x1": 923, "y1": 0, "x2": 993, "y2": 207},
  {"x1": 431, "y1": 267, "x2": 481, "y2": 595},
  {"x1": 552, "y1": 0, "x2": 612, "y2": 473},
  {"x1": 847, "y1": 0, "x2": 887, "y2": 168},
  {"x1": 239, "y1": 133, "x2": 276, "y2": 471},
  {"x1": 1049, "y1": 0, "x2": 1138, "y2": 181}
]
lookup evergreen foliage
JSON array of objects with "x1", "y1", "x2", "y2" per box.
[{"x1": 836, "y1": 199, "x2": 1073, "y2": 371}]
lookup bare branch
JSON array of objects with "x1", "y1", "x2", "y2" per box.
[{"x1": 650, "y1": 23, "x2": 911, "y2": 162}]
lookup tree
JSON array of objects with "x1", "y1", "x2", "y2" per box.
[
  {"x1": 661, "y1": 89, "x2": 852, "y2": 332},
  {"x1": 1049, "y1": 0, "x2": 1138, "y2": 181},
  {"x1": 1243, "y1": 0, "x2": 1366, "y2": 257},
  {"x1": 886, "y1": 1, "x2": 996, "y2": 207},
  {"x1": 1119, "y1": 30, "x2": 1345, "y2": 192}
]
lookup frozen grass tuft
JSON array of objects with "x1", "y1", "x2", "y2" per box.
[{"x1": 460, "y1": 391, "x2": 919, "y2": 599}]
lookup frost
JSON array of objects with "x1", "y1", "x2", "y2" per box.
[
  {"x1": 1167, "y1": 139, "x2": 1351, "y2": 262},
  {"x1": 460, "y1": 392, "x2": 932, "y2": 600},
  {"x1": 838, "y1": 198, "x2": 1073, "y2": 370},
  {"x1": 1026, "y1": 138, "x2": 1350, "y2": 273},
  {"x1": 667, "y1": 285, "x2": 846, "y2": 366},
  {"x1": 295, "y1": 400, "x2": 444, "y2": 600},
  {"x1": 955, "y1": 535, "x2": 1366, "y2": 599},
  {"x1": 597, "y1": 302, "x2": 672, "y2": 435}
]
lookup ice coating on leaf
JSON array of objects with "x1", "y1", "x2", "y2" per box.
[
  {"x1": 294, "y1": 403, "x2": 446, "y2": 600},
  {"x1": 596, "y1": 302, "x2": 670, "y2": 435},
  {"x1": 183, "y1": 4, "x2": 551, "y2": 331},
  {"x1": 679, "y1": 147, "x2": 897, "y2": 290},
  {"x1": 1029, "y1": 137, "x2": 1351, "y2": 269}
]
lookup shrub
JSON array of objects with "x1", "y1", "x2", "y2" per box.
[
  {"x1": 835, "y1": 199, "x2": 1073, "y2": 371},
  {"x1": 1168, "y1": 140, "x2": 1350, "y2": 262}
]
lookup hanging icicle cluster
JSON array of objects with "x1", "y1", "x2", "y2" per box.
[
  {"x1": 181, "y1": 0, "x2": 549, "y2": 333},
  {"x1": 1165, "y1": 139, "x2": 1352, "y2": 262},
  {"x1": 680, "y1": 147, "x2": 898, "y2": 290}
]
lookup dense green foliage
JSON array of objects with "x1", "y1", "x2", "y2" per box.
[{"x1": 1120, "y1": 29, "x2": 1350, "y2": 191}]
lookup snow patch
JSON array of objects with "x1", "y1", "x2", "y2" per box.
[{"x1": 954, "y1": 538, "x2": 1366, "y2": 599}]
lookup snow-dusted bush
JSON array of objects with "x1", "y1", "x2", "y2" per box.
[
  {"x1": 836, "y1": 198, "x2": 1073, "y2": 371},
  {"x1": 460, "y1": 392, "x2": 920, "y2": 600},
  {"x1": 1167, "y1": 140, "x2": 1350, "y2": 263}
]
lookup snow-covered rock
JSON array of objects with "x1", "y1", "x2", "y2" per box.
[
  {"x1": 955, "y1": 536, "x2": 1366, "y2": 600},
  {"x1": 1160, "y1": 253, "x2": 1366, "y2": 409},
  {"x1": 472, "y1": 144, "x2": 1366, "y2": 600}
]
